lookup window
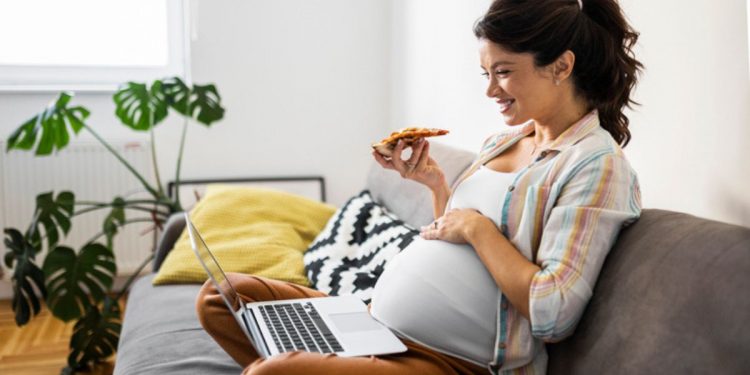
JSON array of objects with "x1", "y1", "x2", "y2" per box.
[{"x1": 0, "y1": 0, "x2": 187, "y2": 91}]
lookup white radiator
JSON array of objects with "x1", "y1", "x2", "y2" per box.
[{"x1": 0, "y1": 140, "x2": 157, "y2": 279}]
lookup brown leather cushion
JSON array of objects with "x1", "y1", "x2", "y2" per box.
[{"x1": 547, "y1": 209, "x2": 750, "y2": 374}]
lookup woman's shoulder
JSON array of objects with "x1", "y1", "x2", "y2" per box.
[
  {"x1": 569, "y1": 127, "x2": 631, "y2": 162},
  {"x1": 557, "y1": 126, "x2": 639, "y2": 182},
  {"x1": 553, "y1": 127, "x2": 642, "y2": 217}
]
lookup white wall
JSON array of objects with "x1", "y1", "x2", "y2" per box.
[
  {"x1": 622, "y1": 0, "x2": 750, "y2": 227},
  {"x1": 390, "y1": 0, "x2": 499, "y2": 152},
  {"x1": 183, "y1": 0, "x2": 391, "y2": 206},
  {"x1": 390, "y1": 0, "x2": 750, "y2": 228}
]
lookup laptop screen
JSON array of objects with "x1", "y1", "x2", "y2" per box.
[{"x1": 184, "y1": 213, "x2": 243, "y2": 312}]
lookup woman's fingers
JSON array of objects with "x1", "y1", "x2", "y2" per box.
[
  {"x1": 390, "y1": 140, "x2": 410, "y2": 172},
  {"x1": 406, "y1": 139, "x2": 425, "y2": 166},
  {"x1": 416, "y1": 140, "x2": 430, "y2": 169},
  {"x1": 372, "y1": 150, "x2": 394, "y2": 169},
  {"x1": 374, "y1": 139, "x2": 429, "y2": 177},
  {"x1": 420, "y1": 218, "x2": 440, "y2": 240}
]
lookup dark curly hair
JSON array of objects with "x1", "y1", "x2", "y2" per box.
[{"x1": 474, "y1": 0, "x2": 643, "y2": 147}]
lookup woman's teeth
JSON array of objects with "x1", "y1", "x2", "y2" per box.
[{"x1": 498, "y1": 99, "x2": 515, "y2": 113}]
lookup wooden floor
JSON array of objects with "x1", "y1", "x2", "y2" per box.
[{"x1": 0, "y1": 299, "x2": 120, "y2": 375}]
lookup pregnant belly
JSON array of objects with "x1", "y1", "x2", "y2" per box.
[{"x1": 370, "y1": 237, "x2": 500, "y2": 365}]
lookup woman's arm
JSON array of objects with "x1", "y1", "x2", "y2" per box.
[
  {"x1": 524, "y1": 154, "x2": 641, "y2": 342},
  {"x1": 430, "y1": 181, "x2": 452, "y2": 220}
]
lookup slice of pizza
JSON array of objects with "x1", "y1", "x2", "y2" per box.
[{"x1": 371, "y1": 127, "x2": 449, "y2": 157}]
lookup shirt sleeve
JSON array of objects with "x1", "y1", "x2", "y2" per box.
[{"x1": 528, "y1": 152, "x2": 641, "y2": 343}]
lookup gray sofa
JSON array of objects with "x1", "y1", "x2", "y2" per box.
[{"x1": 114, "y1": 143, "x2": 750, "y2": 375}]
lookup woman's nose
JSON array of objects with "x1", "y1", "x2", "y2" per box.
[{"x1": 485, "y1": 80, "x2": 499, "y2": 98}]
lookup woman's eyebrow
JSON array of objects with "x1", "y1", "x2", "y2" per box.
[
  {"x1": 491, "y1": 61, "x2": 515, "y2": 69},
  {"x1": 480, "y1": 61, "x2": 515, "y2": 71}
]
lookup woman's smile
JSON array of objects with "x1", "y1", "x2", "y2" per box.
[{"x1": 496, "y1": 98, "x2": 515, "y2": 113}]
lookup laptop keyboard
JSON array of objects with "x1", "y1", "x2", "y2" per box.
[{"x1": 259, "y1": 302, "x2": 344, "y2": 354}]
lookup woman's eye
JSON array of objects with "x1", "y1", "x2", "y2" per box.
[{"x1": 481, "y1": 70, "x2": 510, "y2": 79}]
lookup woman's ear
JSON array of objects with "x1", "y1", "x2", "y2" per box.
[{"x1": 553, "y1": 50, "x2": 576, "y2": 82}]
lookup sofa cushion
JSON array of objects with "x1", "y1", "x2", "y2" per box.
[
  {"x1": 115, "y1": 274, "x2": 242, "y2": 375},
  {"x1": 153, "y1": 185, "x2": 336, "y2": 286},
  {"x1": 366, "y1": 141, "x2": 477, "y2": 228},
  {"x1": 547, "y1": 209, "x2": 750, "y2": 374},
  {"x1": 304, "y1": 190, "x2": 418, "y2": 303}
]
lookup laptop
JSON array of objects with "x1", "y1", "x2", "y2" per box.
[{"x1": 185, "y1": 213, "x2": 407, "y2": 358}]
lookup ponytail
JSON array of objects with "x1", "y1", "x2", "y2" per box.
[
  {"x1": 474, "y1": 0, "x2": 643, "y2": 147},
  {"x1": 578, "y1": 0, "x2": 642, "y2": 146}
]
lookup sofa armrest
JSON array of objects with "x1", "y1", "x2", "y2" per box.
[{"x1": 153, "y1": 213, "x2": 186, "y2": 272}]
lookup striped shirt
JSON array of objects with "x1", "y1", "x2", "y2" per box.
[{"x1": 446, "y1": 110, "x2": 642, "y2": 374}]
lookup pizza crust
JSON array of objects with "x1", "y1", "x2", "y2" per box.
[{"x1": 372, "y1": 127, "x2": 449, "y2": 157}]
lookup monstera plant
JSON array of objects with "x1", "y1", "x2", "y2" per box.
[{"x1": 2, "y1": 76, "x2": 224, "y2": 373}]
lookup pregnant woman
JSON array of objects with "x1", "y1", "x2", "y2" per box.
[{"x1": 196, "y1": 0, "x2": 643, "y2": 374}]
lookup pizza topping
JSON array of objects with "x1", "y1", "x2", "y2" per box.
[{"x1": 371, "y1": 127, "x2": 449, "y2": 157}]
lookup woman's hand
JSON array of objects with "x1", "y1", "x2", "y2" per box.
[
  {"x1": 420, "y1": 208, "x2": 497, "y2": 244},
  {"x1": 372, "y1": 139, "x2": 447, "y2": 191}
]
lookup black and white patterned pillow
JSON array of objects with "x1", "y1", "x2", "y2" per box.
[{"x1": 304, "y1": 190, "x2": 418, "y2": 303}]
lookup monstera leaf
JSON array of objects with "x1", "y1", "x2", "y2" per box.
[
  {"x1": 4, "y1": 228, "x2": 47, "y2": 326},
  {"x1": 113, "y1": 80, "x2": 168, "y2": 131},
  {"x1": 161, "y1": 76, "x2": 191, "y2": 114},
  {"x1": 102, "y1": 197, "x2": 126, "y2": 249},
  {"x1": 43, "y1": 243, "x2": 116, "y2": 322},
  {"x1": 28, "y1": 191, "x2": 75, "y2": 250},
  {"x1": 191, "y1": 83, "x2": 225, "y2": 125},
  {"x1": 161, "y1": 77, "x2": 225, "y2": 126},
  {"x1": 6, "y1": 92, "x2": 90, "y2": 156},
  {"x1": 66, "y1": 296, "x2": 122, "y2": 371}
]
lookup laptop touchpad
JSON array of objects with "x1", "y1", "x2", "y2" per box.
[{"x1": 329, "y1": 312, "x2": 383, "y2": 333}]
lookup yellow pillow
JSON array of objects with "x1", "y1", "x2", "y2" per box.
[{"x1": 152, "y1": 184, "x2": 336, "y2": 286}]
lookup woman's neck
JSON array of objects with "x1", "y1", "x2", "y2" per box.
[{"x1": 531, "y1": 95, "x2": 590, "y2": 146}]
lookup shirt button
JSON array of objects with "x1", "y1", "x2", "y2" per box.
[
  {"x1": 507, "y1": 185, "x2": 515, "y2": 192},
  {"x1": 497, "y1": 342, "x2": 506, "y2": 350},
  {"x1": 500, "y1": 224, "x2": 508, "y2": 233},
  {"x1": 501, "y1": 300, "x2": 509, "y2": 310}
]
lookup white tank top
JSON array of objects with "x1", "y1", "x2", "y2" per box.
[{"x1": 371, "y1": 166, "x2": 517, "y2": 366}]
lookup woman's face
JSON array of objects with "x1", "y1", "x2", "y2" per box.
[{"x1": 479, "y1": 39, "x2": 558, "y2": 126}]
